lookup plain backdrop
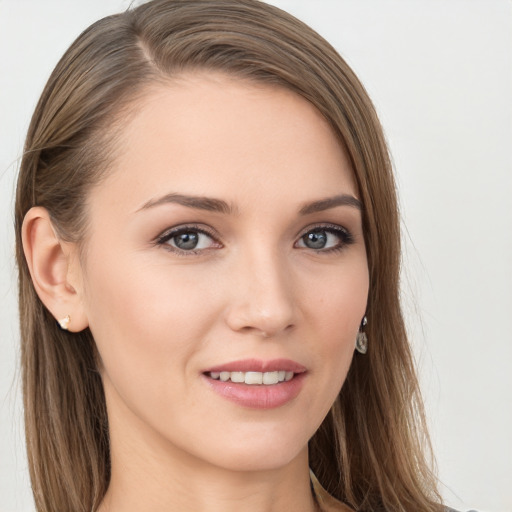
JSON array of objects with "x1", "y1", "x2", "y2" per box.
[{"x1": 1, "y1": 1, "x2": 511, "y2": 511}]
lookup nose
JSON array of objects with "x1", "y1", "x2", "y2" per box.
[{"x1": 224, "y1": 246, "x2": 296, "y2": 338}]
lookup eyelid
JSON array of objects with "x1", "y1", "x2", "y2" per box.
[
  {"x1": 153, "y1": 222, "x2": 354, "y2": 255},
  {"x1": 294, "y1": 223, "x2": 354, "y2": 251},
  {"x1": 155, "y1": 223, "x2": 222, "y2": 253},
  {"x1": 296, "y1": 222, "x2": 351, "y2": 238}
]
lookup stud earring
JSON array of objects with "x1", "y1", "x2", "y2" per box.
[
  {"x1": 58, "y1": 315, "x2": 71, "y2": 330},
  {"x1": 355, "y1": 316, "x2": 368, "y2": 354}
]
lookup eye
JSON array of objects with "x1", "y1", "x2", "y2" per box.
[
  {"x1": 296, "y1": 225, "x2": 353, "y2": 252},
  {"x1": 156, "y1": 225, "x2": 220, "y2": 253}
]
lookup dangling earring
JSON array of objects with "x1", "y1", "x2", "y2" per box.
[
  {"x1": 355, "y1": 316, "x2": 368, "y2": 354},
  {"x1": 58, "y1": 315, "x2": 71, "y2": 330}
]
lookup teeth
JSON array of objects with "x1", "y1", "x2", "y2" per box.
[
  {"x1": 231, "y1": 372, "x2": 244, "y2": 383},
  {"x1": 209, "y1": 370, "x2": 295, "y2": 385},
  {"x1": 262, "y1": 371, "x2": 278, "y2": 385},
  {"x1": 243, "y1": 372, "x2": 261, "y2": 384}
]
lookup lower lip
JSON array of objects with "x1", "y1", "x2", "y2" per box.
[{"x1": 203, "y1": 373, "x2": 306, "y2": 409}]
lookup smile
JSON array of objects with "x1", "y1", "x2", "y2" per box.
[
  {"x1": 203, "y1": 359, "x2": 306, "y2": 409},
  {"x1": 207, "y1": 370, "x2": 294, "y2": 385}
]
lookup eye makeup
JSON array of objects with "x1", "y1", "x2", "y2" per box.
[
  {"x1": 154, "y1": 220, "x2": 355, "y2": 257},
  {"x1": 155, "y1": 223, "x2": 222, "y2": 256},
  {"x1": 295, "y1": 223, "x2": 355, "y2": 254}
]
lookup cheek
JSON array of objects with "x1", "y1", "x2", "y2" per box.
[
  {"x1": 306, "y1": 256, "x2": 368, "y2": 335},
  {"x1": 81, "y1": 250, "x2": 220, "y2": 404},
  {"x1": 304, "y1": 258, "x2": 368, "y2": 393}
]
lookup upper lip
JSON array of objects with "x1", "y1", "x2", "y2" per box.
[{"x1": 203, "y1": 358, "x2": 307, "y2": 374}]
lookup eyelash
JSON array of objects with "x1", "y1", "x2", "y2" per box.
[
  {"x1": 296, "y1": 223, "x2": 355, "y2": 253},
  {"x1": 154, "y1": 223, "x2": 355, "y2": 256},
  {"x1": 155, "y1": 224, "x2": 220, "y2": 256}
]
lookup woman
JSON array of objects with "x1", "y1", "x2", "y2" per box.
[{"x1": 15, "y1": 1, "x2": 447, "y2": 511}]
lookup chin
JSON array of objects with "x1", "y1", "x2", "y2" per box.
[
  {"x1": 209, "y1": 448, "x2": 305, "y2": 473},
  {"x1": 191, "y1": 426, "x2": 311, "y2": 473}
]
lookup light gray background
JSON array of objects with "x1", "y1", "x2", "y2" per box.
[{"x1": 1, "y1": 1, "x2": 511, "y2": 511}]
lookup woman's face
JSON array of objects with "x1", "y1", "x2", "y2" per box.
[{"x1": 77, "y1": 73, "x2": 369, "y2": 472}]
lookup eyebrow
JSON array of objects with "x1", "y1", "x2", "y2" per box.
[
  {"x1": 299, "y1": 194, "x2": 362, "y2": 215},
  {"x1": 137, "y1": 193, "x2": 235, "y2": 215},
  {"x1": 137, "y1": 192, "x2": 362, "y2": 215}
]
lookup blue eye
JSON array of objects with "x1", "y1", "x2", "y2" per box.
[
  {"x1": 296, "y1": 226, "x2": 353, "y2": 251},
  {"x1": 157, "y1": 226, "x2": 218, "y2": 253}
]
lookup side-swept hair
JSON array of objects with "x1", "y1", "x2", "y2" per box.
[{"x1": 15, "y1": 1, "x2": 443, "y2": 510}]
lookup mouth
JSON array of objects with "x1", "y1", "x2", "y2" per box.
[{"x1": 202, "y1": 359, "x2": 306, "y2": 409}]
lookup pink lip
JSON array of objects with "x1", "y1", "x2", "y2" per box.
[
  {"x1": 204, "y1": 358, "x2": 306, "y2": 374},
  {"x1": 202, "y1": 359, "x2": 307, "y2": 410}
]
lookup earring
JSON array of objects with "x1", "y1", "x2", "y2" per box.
[
  {"x1": 58, "y1": 315, "x2": 71, "y2": 330},
  {"x1": 355, "y1": 316, "x2": 368, "y2": 354}
]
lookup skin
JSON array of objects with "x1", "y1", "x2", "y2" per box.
[{"x1": 25, "y1": 73, "x2": 369, "y2": 512}]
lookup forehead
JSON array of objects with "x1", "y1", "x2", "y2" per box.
[{"x1": 91, "y1": 72, "x2": 356, "y2": 212}]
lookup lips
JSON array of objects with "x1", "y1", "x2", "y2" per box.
[
  {"x1": 204, "y1": 358, "x2": 306, "y2": 374},
  {"x1": 202, "y1": 359, "x2": 307, "y2": 409}
]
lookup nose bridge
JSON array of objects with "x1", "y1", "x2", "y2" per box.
[{"x1": 225, "y1": 241, "x2": 295, "y2": 336}]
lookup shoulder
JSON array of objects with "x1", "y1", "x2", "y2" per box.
[{"x1": 311, "y1": 475, "x2": 479, "y2": 512}]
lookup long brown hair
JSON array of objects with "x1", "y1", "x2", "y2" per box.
[{"x1": 15, "y1": 1, "x2": 443, "y2": 510}]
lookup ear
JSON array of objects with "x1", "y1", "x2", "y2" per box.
[{"x1": 22, "y1": 207, "x2": 89, "y2": 332}]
